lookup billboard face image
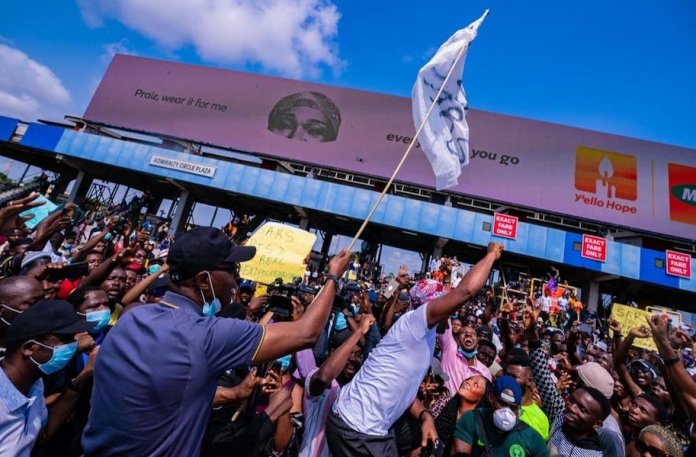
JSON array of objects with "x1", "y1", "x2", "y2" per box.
[{"x1": 84, "y1": 55, "x2": 696, "y2": 240}]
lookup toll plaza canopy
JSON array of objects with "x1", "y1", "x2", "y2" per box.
[{"x1": 0, "y1": 53, "x2": 695, "y2": 309}]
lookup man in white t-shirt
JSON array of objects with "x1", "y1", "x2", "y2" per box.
[
  {"x1": 326, "y1": 243, "x2": 503, "y2": 457},
  {"x1": 536, "y1": 290, "x2": 552, "y2": 321}
]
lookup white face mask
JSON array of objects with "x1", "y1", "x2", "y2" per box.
[
  {"x1": 0, "y1": 304, "x2": 22, "y2": 326},
  {"x1": 492, "y1": 407, "x2": 517, "y2": 432}
]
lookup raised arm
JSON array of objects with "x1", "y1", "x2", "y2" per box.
[
  {"x1": 566, "y1": 321, "x2": 584, "y2": 366},
  {"x1": 81, "y1": 247, "x2": 132, "y2": 287},
  {"x1": 480, "y1": 287, "x2": 496, "y2": 324},
  {"x1": 526, "y1": 305, "x2": 566, "y2": 422},
  {"x1": 121, "y1": 264, "x2": 170, "y2": 306},
  {"x1": 646, "y1": 315, "x2": 696, "y2": 416},
  {"x1": 380, "y1": 266, "x2": 408, "y2": 333},
  {"x1": 252, "y1": 250, "x2": 349, "y2": 363},
  {"x1": 309, "y1": 315, "x2": 374, "y2": 396},
  {"x1": 613, "y1": 320, "x2": 648, "y2": 398},
  {"x1": 71, "y1": 228, "x2": 109, "y2": 262},
  {"x1": 425, "y1": 243, "x2": 502, "y2": 328},
  {"x1": 26, "y1": 206, "x2": 73, "y2": 251}
]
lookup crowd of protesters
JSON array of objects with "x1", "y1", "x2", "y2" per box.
[{"x1": 1, "y1": 191, "x2": 695, "y2": 457}]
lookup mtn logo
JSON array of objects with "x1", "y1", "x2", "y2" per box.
[
  {"x1": 668, "y1": 163, "x2": 696, "y2": 225},
  {"x1": 672, "y1": 185, "x2": 696, "y2": 207}
]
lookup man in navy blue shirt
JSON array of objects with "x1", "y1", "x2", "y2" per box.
[{"x1": 83, "y1": 227, "x2": 348, "y2": 456}]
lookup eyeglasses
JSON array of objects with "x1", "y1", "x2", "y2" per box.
[{"x1": 635, "y1": 438, "x2": 670, "y2": 457}]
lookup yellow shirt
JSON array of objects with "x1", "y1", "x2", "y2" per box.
[{"x1": 521, "y1": 402, "x2": 550, "y2": 441}]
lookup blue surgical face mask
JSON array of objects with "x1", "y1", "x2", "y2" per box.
[
  {"x1": 200, "y1": 272, "x2": 221, "y2": 317},
  {"x1": 30, "y1": 340, "x2": 78, "y2": 375},
  {"x1": 148, "y1": 264, "x2": 161, "y2": 275},
  {"x1": 276, "y1": 354, "x2": 292, "y2": 372},
  {"x1": 79, "y1": 308, "x2": 111, "y2": 332},
  {"x1": 458, "y1": 347, "x2": 478, "y2": 359}
]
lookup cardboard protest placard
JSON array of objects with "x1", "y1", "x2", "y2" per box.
[
  {"x1": 610, "y1": 303, "x2": 657, "y2": 351},
  {"x1": 239, "y1": 222, "x2": 316, "y2": 285}
]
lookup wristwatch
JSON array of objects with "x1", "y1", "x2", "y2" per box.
[
  {"x1": 662, "y1": 356, "x2": 681, "y2": 366},
  {"x1": 324, "y1": 274, "x2": 340, "y2": 284}
]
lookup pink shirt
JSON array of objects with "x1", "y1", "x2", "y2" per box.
[{"x1": 440, "y1": 322, "x2": 492, "y2": 395}]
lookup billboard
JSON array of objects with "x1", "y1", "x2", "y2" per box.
[{"x1": 84, "y1": 55, "x2": 696, "y2": 240}]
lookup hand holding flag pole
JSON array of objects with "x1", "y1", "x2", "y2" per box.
[{"x1": 345, "y1": 9, "x2": 490, "y2": 253}]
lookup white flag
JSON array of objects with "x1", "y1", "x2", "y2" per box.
[{"x1": 412, "y1": 10, "x2": 488, "y2": 190}]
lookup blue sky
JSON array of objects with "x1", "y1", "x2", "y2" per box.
[{"x1": 1, "y1": 0, "x2": 695, "y2": 274}]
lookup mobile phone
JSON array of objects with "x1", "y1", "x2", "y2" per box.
[
  {"x1": 421, "y1": 439, "x2": 445, "y2": 457},
  {"x1": 578, "y1": 323, "x2": 593, "y2": 335},
  {"x1": 62, "y1": 206, "x2": 75, "y2": 219},
  {"x1": 47, "y1": 261, "x2": 89, "y2": 281},
  {"x1": 382, "y1": 279, "x2": 400, "y2": 299}
]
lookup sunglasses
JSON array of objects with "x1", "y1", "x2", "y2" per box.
[{"x1": 635, "y1": 438, "x2": 670, "y2": 457}]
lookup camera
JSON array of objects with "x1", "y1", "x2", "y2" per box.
[
  {"x1": 265, "y1": 278, "x2": 299, "y2": 321},
  {"x1": 114, "y1": 217, "x2": 128, "y2": 234}
]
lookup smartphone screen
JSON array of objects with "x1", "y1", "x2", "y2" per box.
[
  {"x1": 382, "y1": 279, "x2": 400, "y2": 299},
  {"x1": 47, "y1": 261, "x2": 89, "y2": 281}
]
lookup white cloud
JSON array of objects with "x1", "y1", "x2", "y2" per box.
[
  {"x1": 78, "y1": 0, "x2": 343, "y2": 78},
  {"x1": 0, "y1": 44, "x2": 71, "y2": 121},
  {"x1": 101, "y1": 40, "x2": 138, "y2": 64}
]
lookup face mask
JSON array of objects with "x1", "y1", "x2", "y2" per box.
[
  {"x1": 458, "y1": 347, "x2": 478, "y2": 359},
  {"x1": 79, "y1": 308, "x2": 111, "y2": 332},
  {"x1": 492, "y1": 407, "x2": 517, "y2": 432},
  {"x1": 276, "y1": 354, "x2": 292, "y2": 372},
  {"x1": 104, "y1": 233, "x2": 113, "y2": 241},
  {"x1": 63, "y1": 243, "x2": 73, "y2": 250},
  {"x1": 29, "y1": 340, "x2": 78, "y2": 375},
  {"x1": 148, "y1": 264, "x2": 161, "y2": 275},
  {"x1": 0, "y1": 304, "x2": 22, "y2": 326},
  {"x1": 200, "y1": 272, "x2": 221, "y2": 317}
]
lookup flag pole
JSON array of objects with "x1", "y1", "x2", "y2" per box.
[{"x1": 344, "y1": 11, "x2": 488, "y2": 253}]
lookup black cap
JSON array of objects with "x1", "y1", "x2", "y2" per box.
[
  {"x1": 148, "y1": 274, "x2": 171, "y2": 291},
  {"x1": 6, "y1": 300, "x2": 96, "y2": 342},
  {"x1": 476, "y1": 325, "x2": 493, "y2": 340},
  {"x1": 168, "y1": 227, "x2": 256, "y2": 282}
]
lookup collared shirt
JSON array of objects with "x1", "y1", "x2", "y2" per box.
[
  {"x1": 333, "y1": 303, "x2": 436, "y2": 436},
  {"x1": 82, "y1": 291, "x2": 264, "y2": 456},
  {"x1": 0, "y1": 367, "x2": 48, "y2": 457},
  {"x1": 440, "y1": 322, "x2": 492, "y2": 395}
]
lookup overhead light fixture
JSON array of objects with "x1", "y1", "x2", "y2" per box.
[{"x1": 402, "y1": 230, "x2": 418, "y2": 236}]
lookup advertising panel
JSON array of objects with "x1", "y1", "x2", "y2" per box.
[{"x1": 84, "y1": 55, "x2": 696, "y2": 240}]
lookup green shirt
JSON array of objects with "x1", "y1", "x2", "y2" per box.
[
  {"x1": 454, "y1": 408, "x2": 549, "y2": 457},
  {"x1": 520, "y1": 403, "x2": 550, "y2": 441}
]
